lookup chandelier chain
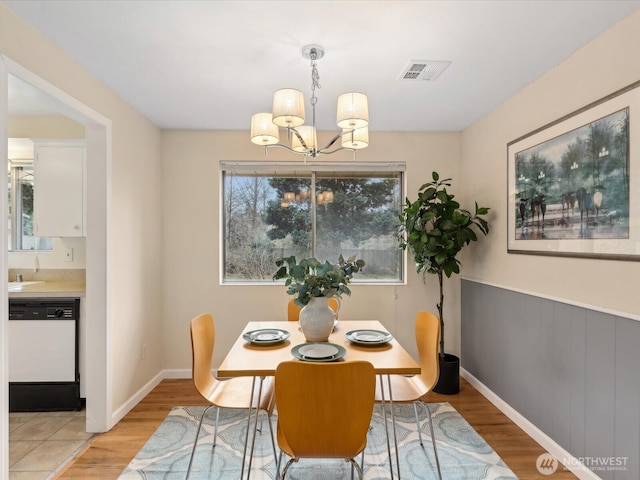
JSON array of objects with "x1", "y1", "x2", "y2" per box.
[
  {"x1": 310, "y1": 58, "x2": 320, "y2": 107},
  {"x1": 310, "y1": 64, "x2": 320, "y2": 105},
  {"x1": 309, "y1": 50, "x2": 321, "y2": 128}
]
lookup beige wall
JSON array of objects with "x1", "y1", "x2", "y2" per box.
[
  {"x1": 1, "y1": 4, "x2": 164, "y2": 416},
  {"x1": 161, "y1": 130, "x2": 463, "y2": 368},
  {"x1": 461, "y1": 10, "x2": 640, "y2": 319}
]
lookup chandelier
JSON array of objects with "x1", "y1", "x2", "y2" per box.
[{"x1": 250, "y1": 44, "x2": 369, "y2": 158}]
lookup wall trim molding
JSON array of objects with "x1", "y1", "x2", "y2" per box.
[
  {"x1": 110, "y1": 369, "x2": 197, "y2": 427},
  {"x1": 110, "y1": 371, "x2": 164, "y2": 428},
  {"x1": 163, "y1": 369, "x2": 192, "y2": 379},
  {"x1": 461, "y1": 368, "x2": 601, "y2": 480},
  {"x1": 461, "y1": 276, "x2": 640, "y2": 322}
]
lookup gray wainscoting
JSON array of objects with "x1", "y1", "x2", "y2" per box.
[{"x1": 461, "y1": 279, "x2": 640, "y2": 480}]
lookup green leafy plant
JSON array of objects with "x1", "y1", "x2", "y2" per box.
[
  {"x1": 273, "y1": 255, "x2": 365, "y2": 307},
  {"x1": 398, "y1": 172, "x2": 490, "y2": 360}
]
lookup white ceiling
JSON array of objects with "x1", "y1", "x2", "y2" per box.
[{"x1": 5, "y1": 0, "x2": 640, "y2": 132}]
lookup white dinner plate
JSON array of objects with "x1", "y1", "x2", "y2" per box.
[
  {"x1": 291, "y1": 342, "x2": 346, "y2": 362},
  {"x1": 345, "y1": 329, "x2": 393, "y2": 345},
  {"x1": 243, "y1": 328, "x2": 290, "y2": 345}
]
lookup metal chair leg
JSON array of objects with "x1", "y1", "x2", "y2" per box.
[
  {"x1": 348, "y1": 458, "x2": 364, "y2": 480},
  {"x1": 354, "y1": 448, "x2": 365, "y2": 480},
  {"x1": 377, "y1": 376, "x2": 395, "y2": 480},
  {"x1": 241, "y1": 378, "x2": 259, "y2": 480},
  {"x1": 265, "y1": 411, "x2": 278, "y2": 466},
  {"x1": 280, "y1": 457, "x2": 298, "y2": 480},
  {"x1": 422, "y1": 401, "x2": 442, "y2": 480},
  {"x1": 386, "y1": 375, "x2": 401, "y2": 480},
  {"x1": 186, "y1": 404, "x2": 216, "y2": 480},
  {"x1": 413, "y1": 400, "x2": 424, "y2": 446},
  {"x1": 254, "y1": 408, "x2": 277, "y2": 465},
  {"x1": 276, "y1": 450, "x2": 282, "y2": 480},
  {"x1": 212, "y1": 406, "x2": 220, "y2": 449}
]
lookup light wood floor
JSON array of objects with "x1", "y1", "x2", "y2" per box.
[{"x1": 54, "y1": 377, "x2": 576, "y2": 479}]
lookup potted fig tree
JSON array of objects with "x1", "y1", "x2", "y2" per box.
[{"x1": 398, "y1": 171, "x2": 490, "y2": 394}]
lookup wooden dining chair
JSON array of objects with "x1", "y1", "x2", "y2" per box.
[
  {"x1": 274, "y1": 360, "x2": 376, "y2": 480},
  {"x1": 287, "y1": 297, "x2": 340, "y2": 320},
  {"x1": 375, "y1": 310, "x2": 442, "y2": 479},
  {"x1": 187, "y1": 313, "x2": 276, "y2": 479}
]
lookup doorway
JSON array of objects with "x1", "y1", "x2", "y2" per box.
[{"x1": 1, "y1": 55, "x2": 112, "y2": 476}]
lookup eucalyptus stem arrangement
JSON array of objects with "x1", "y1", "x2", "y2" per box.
[{"x1": 273, "y1": 255, "x2": 365, "y2": 307}]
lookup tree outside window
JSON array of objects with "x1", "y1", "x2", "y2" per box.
[{"x1": 222, "y1": 163, "x2": 403, "y2": 282}]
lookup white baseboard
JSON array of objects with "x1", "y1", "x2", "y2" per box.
[
  {"x1": 111, "y1": 371, "x2": 164, "y2": 426},
  {"x1": 460, "y1": 368, "x2": 602, "y2": 480},
  {"x1": 111, "y1": 369, "x2": 191, "y2": 427},
  {"x1": 163, "y1": 368, "x2": 191, "y2": 379}
]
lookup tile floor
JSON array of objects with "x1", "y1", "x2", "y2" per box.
[{"x1": 9, "y1": 409, "x2": 94, "y2": 480}]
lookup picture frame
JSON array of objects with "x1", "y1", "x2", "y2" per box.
[{"x1": 507, "y1": 80, "x2": 640, "y2": 260}]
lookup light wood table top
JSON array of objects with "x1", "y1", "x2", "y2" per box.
[{"x1": 217, "y1": 320, "x2": 420, "y2": 377}]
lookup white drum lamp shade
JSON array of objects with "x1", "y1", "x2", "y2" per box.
[
  {"x1": 336, "y1": 92, "x2": 369, "y2": 129},
  {"x1": 250, "y1": 113, "x2": 279, "y2": 145},
  {"x1": 342, "y1": 126, "x2": 369, "y2": 149},
  {"x1": 292, "y1": 126, "x2": 317, "y2": 152},
  {"x1": 272, "y1": 88, "x2": 306, "y2": 127}
]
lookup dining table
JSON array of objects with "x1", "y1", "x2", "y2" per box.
[{"x1": 217, "y1": 319, "x2": 421, "y2": 480}]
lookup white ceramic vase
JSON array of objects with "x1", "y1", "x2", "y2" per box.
[{"x1": 299, "y1": 296, "x2": 339, "y2": 342}]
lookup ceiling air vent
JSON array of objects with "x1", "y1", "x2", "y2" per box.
[{"x1": 399, "y1": 60, "x2": 451, "y2": 81}]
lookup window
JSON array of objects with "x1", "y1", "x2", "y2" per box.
[
  {"x1": 222, "y1": 161, "x2": 404, "y2": 283},
  {"x1": 8, "y1": 162, "x2": 52, "y2": 251}
]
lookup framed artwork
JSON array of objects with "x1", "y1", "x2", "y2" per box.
[{"x1": 507, "y1": 80, "x2": 640, "y2": 260}]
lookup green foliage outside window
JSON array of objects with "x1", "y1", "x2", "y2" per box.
[{"x1": 223, "y1": 167, "x2": 402, "y2": 282}]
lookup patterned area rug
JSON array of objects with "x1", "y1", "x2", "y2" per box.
[{"x1": 119, "y1": 402, "x2": 517, "y2": 479}]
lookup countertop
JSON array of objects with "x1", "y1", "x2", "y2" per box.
[{"x1": 8, "y1": 281, "x2": 86, "y2": 298}]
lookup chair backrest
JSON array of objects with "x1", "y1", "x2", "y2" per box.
[
  {"x1": 287, "y1": 299, "x2": 300, "y2": 321},
  {"x1": 275, "y1": 360, "x2": 375, "y2": 458},
  {"x1": 190, "y1": 313, "x2": 216, "y2": 398},
  {"x1": 415, "y1": 310, "x2": 440, "y2": 391},
  {"x1": 287, "y1": 297, "x2": 340, "y2": 321}
]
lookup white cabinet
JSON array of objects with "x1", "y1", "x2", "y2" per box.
[{"x1": 34, "y1": 142, "x2": 86, "y2": 237}]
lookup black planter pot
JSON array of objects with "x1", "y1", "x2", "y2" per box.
[{"x1": 433, "y1": 353, "x2": 460, "y2": 394}]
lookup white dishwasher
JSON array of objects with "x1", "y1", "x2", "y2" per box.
[{"x1": 8, "y1": 297, "x2": 82, "y2": 411}]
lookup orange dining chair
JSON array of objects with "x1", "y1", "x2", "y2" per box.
[
  {"x1": 375, "y1": 310, "x2": 442, "y2": 479},
  {"x1": 274, "y1": 360, "x2": 376, "y2": 480},
  {"x1": 287, "y1": 297, "x2": 340, "y2": 321},
  {"x1": 187, "y1": 313, "x2": 276, "y2": 479}
]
